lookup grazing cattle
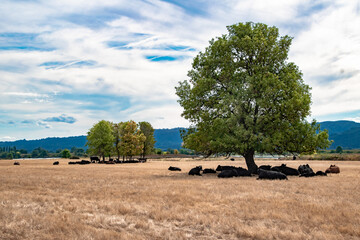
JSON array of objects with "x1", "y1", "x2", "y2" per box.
[
  {"x1": 203, "y1": 168, "x2": 216, "y2": 174},
  {"x1": 168, "y1": 166, "x2": 181, "y2": 171},
  {"x1": 53, "y1": 161, "x2": 59, "y2": 165},
  {"x1": 216, "y1": 165, "x2": 235, "y2": 171},
  {"x1": 325, "y1": 165, "x2": 340, "y2": 174},
  {"x1": 234, "y1": 167, "x2": 251, "y2": 177},
  {"x1": 298, "y1": 164, "x2": 316, "y2": 177},
  {"x1": 257, "y1": 169, "x2": 288, "y2": 180},
  {"x1": 271, "y1": 164, "x2": 299, "y2": 176},
  {"x1": 13, "y1": 161, "x2": 20, "y2": 165},
  {"x1": 316, "y1": 171, "x2": 327, "y2": 176},
  {"x1": 259, "y1": 165, "x2": 272, "y2": 171},
  {"x1": 189, "y1": 166, "x2": 202, "y2": 176},
  {"x1": 218, "y1": 169, "x2": 238, "y2": 178}
]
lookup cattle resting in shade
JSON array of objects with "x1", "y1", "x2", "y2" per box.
[
  {"x1": 189, "y1": 166, "x2": 202, "y2": 176},
  {"x1": 271, "y1": 164, "x2": 299, "y2": 176},
  {"x1": 325, "y1": 165, "x2": 340, "y2": 174},
  {"x1": 216, "y1": 165, "x2": 236, "y2": 171},
  {"x1": 233, "y1": 167, "x2": 252, "y2": 176},
  {"x1": 258, "y1": 165, "x2": 272, "y2": 171},
  {"x1": 168, "y1": 166, "x2": 181, "y2": 171},
  {"x1": 218, "y1": 169, "x2": 238, "y2": 178},
  {"x1": 257, "y1": 169, "x2": 288, "y2": 180},
  {"x1": 298, "y1": 164, "x2": 316, "y2": 177}
]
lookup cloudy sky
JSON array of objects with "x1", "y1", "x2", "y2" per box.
[{"x1": 1, "y1": 0, "x2": 359, "y2": 141}]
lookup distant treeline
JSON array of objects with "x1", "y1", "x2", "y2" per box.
[
  {"x1": 1, "y1": 121, "x2": 360, "y2": 155},
  {"x1": 0, "y1": 128, "x2": 186, "y2": 152}
]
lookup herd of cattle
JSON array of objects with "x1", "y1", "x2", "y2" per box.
[
  {"x1": 11, "y1": 159, "x2": 340, "y2": 180},
  {"x1": 168, "y1": 164, "x2": 340, "y2": 180}
]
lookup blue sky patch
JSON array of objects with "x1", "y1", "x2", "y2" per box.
[
  {"x1": 146, "y1": 55, "x2": 186, "y2": 61},
  {"x1": 39, "y1": 60, "x2": 97, "y2": 69},
  {"x1": 0, "y1": 32, "x2": 54, "y2": 52}
]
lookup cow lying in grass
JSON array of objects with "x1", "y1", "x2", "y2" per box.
[
  {"x1": 189, "y1": 166, "x2": 202, "y2": 176},
  {"x1": 325, "y1": 165, "x2": 340, "y2": 174},
  {"x1": 257, "y1": 169, "x2": 288, "y2": 180},
  {"x1": 218, "y1": 167, "x2": 251, "y2": 178},
  {"x1": 168, "y1": 166, "x2": 181, "y2": 171},
  {"x1": 298, "y1": 164, "x2": 316, "y2": 177},
  {"x1": 203, "y1": 168, "x2": 216, "y2": 174},
  {"x1": 271, "y1": 164, "x2": 299, "y2": 176}
]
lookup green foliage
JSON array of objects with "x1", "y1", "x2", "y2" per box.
[
  {"x1": 61, "y1": 149, "x2": 71, "y2": 158},
  {"x1": 119, "y1": 120, "x2": 146, "y2": 160},
  {"x1": 336, "y1": 146, "x2": 343, "y2": 154},
  {"x1": 86, "y1": 120, "x2": 115, "y2": 161},
  {"x1": 139, "y1": 121, "x2": 156, "y2": 158},
  {"x1": 175, "y1": 22, "x2": 331, "y2": 172},
  {"x1": 154, "y1": 148, "x2": 163, "y2": 155},
  {"x1": 31, "y1": 147, "x2": 49, "y2": 158},
  {"x1": 112, "y1": 121, "x2": 125, "y2": 159}
]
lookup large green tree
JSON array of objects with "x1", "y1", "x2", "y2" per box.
[
  {"x1": 139, "y1": 121, "x2": 156, "y2": 158},
  {"x1": 176, "y1": 22, "x2": 331, "y2": 173},
  {"x1": 112, "y1": 121, "x2": 125, "y2": 160},
  {"x1": 86, "y1": 120, "x2": 115, "y2": 161},
  {"x1": 119, "y1": 120, "x2": 146, "y2": 160}
]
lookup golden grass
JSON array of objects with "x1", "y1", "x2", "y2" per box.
[{"x1": 0, "y1": 158, "x2": 359, "y2": 240}]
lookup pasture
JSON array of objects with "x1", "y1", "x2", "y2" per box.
[{"x1": 0, "y1": 158, "x2": 359, "y2": 239}]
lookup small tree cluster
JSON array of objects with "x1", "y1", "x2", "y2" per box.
[{"x1": 86, "y1": 120, "x2": 156, "y2": 160}]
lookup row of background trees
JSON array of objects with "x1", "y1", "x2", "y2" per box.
[{"x1": 86, "y1": 120, "x2": 156, "y2": 161}]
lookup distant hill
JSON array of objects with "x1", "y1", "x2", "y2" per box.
[
  {"x1": 0, "y1": 121, "x2": 359, "y2": 151},
  {"x1": 0, "y1": 128, "x2": 185, "y2": 152},
  {"x1": 320, "y1": 120, "x2": 360, "y2": 149}
]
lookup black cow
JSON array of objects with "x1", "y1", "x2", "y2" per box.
[
  {"x1": 53, "y1": 161, "x2": 59, "y2": 165},
  {"x1": 298, "y1": 164, "x2": 316, "y2": 177},
  {"x1": 259, "y1": 165, "x2": 272, "y2": 171},
  {"x1": 216, "y1": 165, "x2": 235, "y2": 171},
  {"x1": 168, "y1": 166, "x2": 181, "y2": 171},
  {"x1": 90, "y1": 156, "x2": 100, "y2": 162},
  {"x1": 203, "y1": 168, "x2": 216, "y2": 174},
  {"x1": 234, "y1": 167, "x2": 251, "y2": 177},
  {"x1": 218, "y1": 169, "x2": 238, "y2": 178},
  {"x1": 68, "y1": 161, "x2": 76, "y2": 165},
  {"x1": 315, "y1": 171, "x2": 327, "y2": 176},
  {"x1": 257, "y1": 169, "x2": 288, "y2": 180},
  {"x1": 271, "y1": 164, "x2": 299, "y2": 176},
  {"x1": 13, "y1": 161, "x2": 20, "y2": 165},
  {"x1": 189, "y1": 166, "x2": 202, "y2": 176},
  {"x1": 230, "y1": 158, "x2": 235, "y2": 161},
  {"x1": 81, "y1": 160, "x2": 91, "y2": 164}
]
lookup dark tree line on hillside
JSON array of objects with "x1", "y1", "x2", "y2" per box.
[{"x1": 0, "y1": 146, "x2": 87, "y2": 160}]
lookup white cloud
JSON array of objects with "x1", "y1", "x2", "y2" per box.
[{"x1": 1, "y1": 0, "x2": 360, "y2": 140}]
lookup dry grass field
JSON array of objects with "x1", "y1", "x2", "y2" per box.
[{"x1": 1, "y1": 158, "x2": 359, "y2": 240}]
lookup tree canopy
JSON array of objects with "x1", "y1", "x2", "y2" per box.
[
  {"x1": 86, "y1": 120, "x2": 114, "y2": 161},
  {"x1": 139, "y1": 121, "x2": 156, "y2": 158},
  {"x1": 175, "y1": 22, "x2": 331, "y2": 173}
]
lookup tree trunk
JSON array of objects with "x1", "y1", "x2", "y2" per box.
[{"x1": 244, "y1": 150, "x2": 258, "y2": 174}]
